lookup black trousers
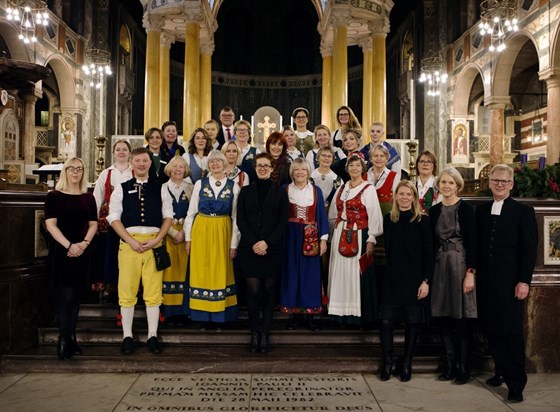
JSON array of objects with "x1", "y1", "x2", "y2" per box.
[{"x1": 487, "y1": 333, "x2": 527, "y2": 392}]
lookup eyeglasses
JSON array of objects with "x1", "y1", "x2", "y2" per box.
[
  {"x1": 208, "y1": 159, "x2": 223, "y2": 165},
  {"x1": 418, "y1": 160, "x2": 433, "y2": 164},
  {"x1": 490, "y1": 179, "x2": 512, "y2": 186},
  {"x1": 236, "y1": 128, "x2": 249, "y2": 133},
  {"x1": 220, "y1": 114, "x2": 234, "y2": 118},
  {"x1": 295, "y1": 116, "x2": 307, "y2": 120},
  {"x1": 66, "y1": 166, "x2": 84, "y2": 173},
  {"x1": 256, "y1": 164, "x2": 272, "y2": 170}
]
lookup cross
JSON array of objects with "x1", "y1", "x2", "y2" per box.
[{"x1": 257, "y1": 116, "x2": 277, "y2": 138}]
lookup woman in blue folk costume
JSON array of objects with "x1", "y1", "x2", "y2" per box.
[
  {"x1": 280, "y1": 158, "x2": 329, "y2": 330},
  {"x1": 161, "y1": 156, "x2": 194, "y2": 324},
  {"x1": 184, "y1": 150, "x2": 240, "y2": 329}
]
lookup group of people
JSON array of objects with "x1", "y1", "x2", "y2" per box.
[{"x1": 44, "y1": 105, "x2": 537, "y2": 404}]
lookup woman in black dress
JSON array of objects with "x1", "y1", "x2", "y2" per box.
[
  {"x1": 379, "y1": 180, "x2": 434, "y2": 381},
  {"x1": 429, "y1": 167, "x2": 477, "y2": 384},
  {"x1": 45, "y1": 157, "x2": 98, "y2": 359},
  {"x1": 236, "y1": 153, "x2": 289, "y2": 353}
]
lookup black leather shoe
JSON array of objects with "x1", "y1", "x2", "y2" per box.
[
  {"x1": 400, "y1": 362, "x2": 412, "y2": 382},
  {"x1": 147, "y1": 336, "x2": 161, "y2": 354},
  {"x1": 57, "y1": 336, "x2": 72, "y2": 360},
  {"x1": 508, "y1": 390, "x2": 524, "y2": 403},
  {"x1": 260, "y1": 334, "x2": 270, "y2": 353},
  {"x1": 486, "y1": 375, "x2": 504, "y2": 387},
  {"x1": 71, "y1": 335, "x2": 83, "y2": 356},
  {"x1": 249, "y1": 332, "x2": 259, "y2": 353},
  {"x1": 121, "y1": 337, "x2": 134, "y2": 355},
  {"x1": 454, "y1": 369, "x2": 470, "y2": 385},
  {"x1": 379, "y1": 360, "x2": 393, "y2": 381}
]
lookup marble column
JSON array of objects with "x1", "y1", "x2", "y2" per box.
[
  {"x1": 199, "y1": 41, "x2": 214, "y2": 127},
  {"x1": 159, "y1": 33, "x2": 174, "y2": 127},
  {"x1": 371, "y1": 26, "x2": 387, "y2": 128},
  {"x1": 489, "y1": 103, "x2": 506, "y2": 165},
  {"x1": 360, "y1": 37, "x2": 373, "y2": 138},
  {"x1": 22, "y1": 91, "x2": 39, "y2": 165},
  {"x1": 331, "y1": 17, "x2": 348, "y2": 114},
  {"x1": 544, "y1": 74, "x2": 560, "y2": 164},
  {"x1": 320, "y1": 42, "x2": 333, "y2": 129},
  {"x1": 142, "y1": 16, "x2": 162, "y2": 133},
  {"x1": 183, "y1": 21, "x2": 200, "y2": 138}
]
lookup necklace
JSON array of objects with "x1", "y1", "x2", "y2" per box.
[
  {"x1": 373, "y1": 169, "x2": 385, "y2": 186},
  {"x1": 215, "y1": 180, "x2": 222, "y2": 187}
]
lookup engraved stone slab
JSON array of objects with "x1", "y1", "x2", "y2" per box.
[
  {"x1": 115, "y1": 373, "x2": 381, "y2": 412},
  {"x1": 115, "y1": 373, "x2": 252, "y2": 412},
  {"x1": 250, "y1": 374, "x2": 380, "y2": 411}
]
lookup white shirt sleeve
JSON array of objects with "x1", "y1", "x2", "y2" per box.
[
  {"x1": 93, "y1": 168, "x2": 109, "y2": 214},
  {"x1": 230, "y1": 183, "x2": 241, "y2": 249},
  {"x1": 161, "y1": 184, "x2": 174, "y2": 220},
  {"x1": 362, "y1": 185, "x2": 383, "y2": 243},
  {"x1": 107, "y1": 183, "x2": 123, "y2": 224},
  {"x1": 183, "y1": 180, "x2": 201, "y2": 241}
]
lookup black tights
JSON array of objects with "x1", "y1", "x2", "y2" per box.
[
  {"x1": 381, "y1": 320, "x2": 419, "y2": 360},
  {"x1": 439, "y1": 317, "x2": 469, "y2": 341},
  {"x1": 56, "y1": 287, "x2": 81, "y2": 339},
  {"x1": 245, "y1": 277, "x2": 277, "y2": 334}
]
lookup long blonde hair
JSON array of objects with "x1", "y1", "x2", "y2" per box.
[
  {"x1": 389, "y1": 180, "x2": 422, "y2": 223},
  {"x1": 56, "y1": 157, "x2": 88, "y2": 193}
]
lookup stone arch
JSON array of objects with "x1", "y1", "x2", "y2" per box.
[
  {"x1": 452, "y1": 64, "x2": 484, "y2": 117},
  {"x1": 43, "y1": 54, "x2": 76, "y2": 111},
  {"x1": 491, "y1": 30, "x2": 540, "y2": 99},
  {"x1": 550, "y1": 16, "x2": 560, "y2": 70},
  {"x1": 0, "y1": 21, "x2": 32, "y2": 61}
]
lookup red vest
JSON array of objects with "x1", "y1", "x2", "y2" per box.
[{"x1": 335, "y1": 183, "x2": 371, "y2": 230}]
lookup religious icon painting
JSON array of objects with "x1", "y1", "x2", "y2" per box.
[
  {"x1": 452, "y1": 121, "x2": 469, "y2": 165},
  {"x1": 544, "y1": 216, "x2": 560, "y2": 265}
]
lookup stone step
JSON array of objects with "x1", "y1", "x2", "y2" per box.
[
  {"x1": 39, "y1": 325, "x2": 441, "y2": 346},
  {"x1": 1, "y1": 344, "x2": 479, "y2": 374}
]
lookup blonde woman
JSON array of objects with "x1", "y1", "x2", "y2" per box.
[
  {"x1": 379, "y1": 180, "x2": 433, "y2": 382},
  {"x1": 222, "y1": 140, "x2": 250, "y2": 188},
  {"x1": 161, "y1": 156, "x2": 194, "y2": 324},
  {"x1": 305, "y1": 125, "x2": 346, "y2": 170},
  {"x1": 45, "y1": 157, "x2": 98, "y2": 359}
]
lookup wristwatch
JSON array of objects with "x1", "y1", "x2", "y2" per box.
[{"x1": 466, "y1": 268, "x2": 476, "y2": 275}]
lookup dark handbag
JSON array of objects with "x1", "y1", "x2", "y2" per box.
[
  {"x1": 302, "y1": 223, "x2": 319, "y2": 256},
  {"x1": 153, "y1": 244, "x2": 171, "y2": 271},
  {"x1": 338, "y1": 228, "x2": 359, "y2": 257}
]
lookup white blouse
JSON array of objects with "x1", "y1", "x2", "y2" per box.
[
  {"x1": 93, "y1": 164, "x2": 133, "y2": 214},
  {"x1": 328, "y1": 181, "x2": 383, "y2": 244}
]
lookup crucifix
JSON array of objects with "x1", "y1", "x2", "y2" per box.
[{"x1": 257, "y1": 116, "x2": 277, "y2": 138}]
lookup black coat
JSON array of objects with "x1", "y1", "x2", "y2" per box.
[
  {"x1": 236, "y1": 180, "x2": 289, "y2": 278},
  {"x1": 429, "y1": 199, "x2": 477, "y2": 270},
  {"x1": 476, "y1": 197, "x2": 537, "y2": 335}
]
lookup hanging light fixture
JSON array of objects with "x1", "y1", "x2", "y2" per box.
[
  {"x1": 5, "y1": 0, "x2": 49, "y2": 44},
  {"x1": 419, "y1": 56, "x2": 448, "y2": 97},
  {"x1": 82, "y1": 48, "x2": 112, "y2": 89},
  {"x1": 479, "y1": 0, "x2": 518, "y2": 53}
]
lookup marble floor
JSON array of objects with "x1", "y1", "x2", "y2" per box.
[{"x1": 0, "y1": 371, "x2": 558, "y2": 412}]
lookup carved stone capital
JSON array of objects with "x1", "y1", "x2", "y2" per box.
[
  {"x1": 143, "y1": 15, "x2": 164, "y2": 32},
  {"x1": 331, "y1": 12, "x2": 351, "y2": 27},
  {"x1": 160, "y1": 32, "x2": 175, "y2": 49},
  {"x1": 368, "y1": 20, "x2": 389, "y2": 36},
  {"x1": 358, "y1": 36, "x2": 372, "y2": 51},
  {"x1": 200, "y1": 41, "x2": 215, "y2": 55},
  {"x1": 320, "y1": 42, "x2": 333, "y2": 57}
]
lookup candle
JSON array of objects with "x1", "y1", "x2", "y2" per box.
[
  {"x1": 240, "y1": 115, "x2": 243, "y2": 120},
  {"x1": 251, "y1": 116, "x2": 254, "y2": 136},
  {"x1": 279, "y1": 116, "x2": 283, "y2": 131},
  {"x1": 291, "y1": 116, "x2": 294, "y2": 128}
]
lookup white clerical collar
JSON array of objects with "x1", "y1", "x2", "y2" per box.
[{"x1": 491, "y1": 198, "x2": 506, "y2": 215}]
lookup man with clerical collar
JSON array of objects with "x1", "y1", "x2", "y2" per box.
[
  {"x1": 476, "y1": 164, "x2": 537, "y2": 403},
  {"x1": 108, "y1": 147, "x2": 173, "y2": 355}
]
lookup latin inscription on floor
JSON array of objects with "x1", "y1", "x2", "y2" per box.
[{"x1": 116, "y1": 374, "x2": 378, "y2": 411}]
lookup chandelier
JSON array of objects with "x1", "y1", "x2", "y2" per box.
[
  {"x1": 5, "y1": 0, "x2": 49, "y2": 44},
  {"x1": 82, "y1": 48, "x2": 112, "y2": 89},
  {"x1": 479, "y1": 0, "x2": 518, "y2": 53},
  {"x1": 418, "y1": 56, "x2": 448, "y2": 97}
]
